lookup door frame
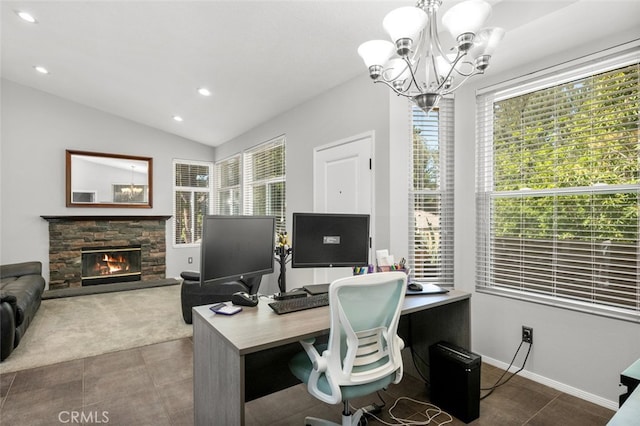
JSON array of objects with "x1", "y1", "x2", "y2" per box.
[{"x1": 312, "y1": 130, "x2": 376, "y2": 266}]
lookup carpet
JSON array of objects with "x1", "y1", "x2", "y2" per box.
[{"x1": 0, "y1": 284, "x2": 192, "y2": 374}]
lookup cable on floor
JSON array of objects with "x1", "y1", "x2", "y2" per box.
[
  {"x1": 358, "y1": 396, "x2": 453, "y2": 426},
  {"x1": 480, "y1": 340, "x2": 532, "y2": 400}
]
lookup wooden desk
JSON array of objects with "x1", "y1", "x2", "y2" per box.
[{"x1": 193, "y1": 290, "x2": 471, "y2": 425}]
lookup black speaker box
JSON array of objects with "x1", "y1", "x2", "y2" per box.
[{"x1": 429, "y1": 341, "x2": 481, "y2": 423}]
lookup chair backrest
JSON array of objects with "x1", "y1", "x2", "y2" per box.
[{"x1": 324, "y1": 271, "x2": 407, "y2": 388}]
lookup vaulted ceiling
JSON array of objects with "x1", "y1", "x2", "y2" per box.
[{"x1": 2, "y1": 1, "x2": 639, "y2": 147}]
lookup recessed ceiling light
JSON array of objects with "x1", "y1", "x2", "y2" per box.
[
  {"x1": 197, "y1": 87, "x2": 211, "y2": 97},
  {"x1": 34, "y1": 65, "x2": 49, "y2": 74},
  {"x1": 173, "y1": 115, "x2": 184, "y2": 122},
  {"x1": 15, "y1": 10, "x2": 37, "y2": 24}
]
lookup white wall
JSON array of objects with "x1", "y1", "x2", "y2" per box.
[
  {"x1": 214, "y1": 74, "x2": 395, "y2": 294},
  {"x1": 454, "y1": 31, "x2": 640, "y2": 408},
  {"x1": 0, "y1": 79, "x2": 215, "y2": 282}
]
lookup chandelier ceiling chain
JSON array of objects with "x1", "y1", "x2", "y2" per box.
[{"x1": 358, "y1": 0, "x2": 504, "y2": 113}]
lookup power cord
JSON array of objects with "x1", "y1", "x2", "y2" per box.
[
  {"x1": 406, "y1": 315, "x2": 430, "y2": 385},
  {"x1": 480, "y1": 340, "x2": 532, "y2": 400},
  {"x1": 356, "y1": 396, "x2": 453, "y2": 426},
  {"x1": 409, "y1": 346, "x2": 430, "y2": 385}
]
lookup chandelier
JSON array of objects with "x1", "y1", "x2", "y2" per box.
[{"x1": 358, "y1": 0, "x2": 504, "y2": 113}]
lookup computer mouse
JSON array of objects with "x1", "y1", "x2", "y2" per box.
[
  {"x1": 231, "y1": 292, "x2": 259, "y2": 307},
  {"x1": 408, "y1": 282, "x2": 423, "y2": 291}
]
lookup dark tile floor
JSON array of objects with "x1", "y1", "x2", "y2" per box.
[{"x1": 0, "y1": 337, "x2": 614, "y2": 425}]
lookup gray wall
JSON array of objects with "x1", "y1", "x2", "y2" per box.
[
  {"x1": 214, "y1": 74, "x2": 395, "y2": 294},
  {"x1": 454, "y1": 32, "x2": 640, "y2": 407},
  {"x1": 0, "y1": 79, "x2": 215, "y2": 281}
]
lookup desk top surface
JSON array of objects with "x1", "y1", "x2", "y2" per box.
[
  {"x1": 193, "y1": 289, "x2": 470, "y2": 356},
  {"x1": 622, "y1": 358, "x2": 640, "y2": 381}
]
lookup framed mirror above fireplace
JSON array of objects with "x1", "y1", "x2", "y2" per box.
[{"x1": 66, "y1": 150, "x2": 153, "y2": 208}]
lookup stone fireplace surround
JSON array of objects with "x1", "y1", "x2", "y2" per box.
[{"x1": 41, "y1": 215, "x2": 171, "y2": 289}]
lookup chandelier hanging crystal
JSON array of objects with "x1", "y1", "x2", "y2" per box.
[{"x1": 358, "y1": 0, "x2": 504, "y2": 113}]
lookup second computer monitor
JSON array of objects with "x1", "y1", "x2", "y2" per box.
[
  {"x1": 200, "y1": 215, "x2": 276, "y2": 285},
  {"x1": 291, "y1": 212, "x2": 370, "y2": 268}
]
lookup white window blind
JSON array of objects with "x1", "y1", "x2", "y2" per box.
[
  {"x1": 476, "y1": 49, "x2": 640, "y2": 321},
  {"x1": 215, "y1": 155, "x2": 241, "y2": 215},
  {"x1": 173, "y1": 159, "x2": 213, "y2": 246},
  {"x1": 409, "y1": 99, "x2": 454, "y2": 284},
  {"x1": 243, "y1": 136, "x2": 286, "y2": 234}
]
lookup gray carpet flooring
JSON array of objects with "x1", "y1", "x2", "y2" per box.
[{"x1": 0, "y1": 284, "x2": 192, "y2": 374}]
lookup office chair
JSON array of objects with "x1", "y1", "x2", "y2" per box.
[{"x1": 289, "y1": 271, "x2": 407, "y2": 426}]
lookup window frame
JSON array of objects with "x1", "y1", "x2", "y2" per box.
[
  {"x1": 242, "y1": 135, "x2": 287, "y2": 234},
  {"x1": 173, "y1": 159, "x2": 214, "y2": 248},
  {"x1": 408, "y1": 98, "x2": 455, "y2": 285},
  {"x1": 476, "y1": 46, "x2": 640, "y2": 322},
  {"x1": 215, "y1": 154, "x2": 242, "y2": 216}
]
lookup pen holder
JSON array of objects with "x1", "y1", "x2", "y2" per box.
[
  {"x1": 376, "y1": 266, "x2": 409, "y2": 275},
  {"x1": 352, "y1": 265, "x2": 375, "y2": 275}
]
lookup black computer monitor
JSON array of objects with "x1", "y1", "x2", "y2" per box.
[
  {"x1": 200, "y1": 215, "x2": 276, "y2": 285},
  {"x1": 291, "y1": 213, "x2": 370, "y2": 268}
]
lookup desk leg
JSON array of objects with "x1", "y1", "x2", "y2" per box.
[
  {"x1": 409, "y1": 298, "x2": 471, "y2": 382},
  {"x1": 194, "y1": 314, "x2": 245, "y2": 425}
]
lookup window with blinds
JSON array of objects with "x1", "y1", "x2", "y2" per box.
[
  {"x1": 409, "y1": 99, "x2": 454, "y2": 284},
  {"x1": 215, "y1": 155, "x2": 241, "y2": 215},
  {"x1": 173, "y1": 159, "x2": 213, "y2": 246},
  {"x1": 243, "y1": 136, "x2": 286, "y2": 234},
  {"x1": 476, "y1": 49, "x2": 639, "y2": 321}
]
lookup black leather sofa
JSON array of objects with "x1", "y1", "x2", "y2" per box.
[
  {"x1": 1, "y1": 261, "x2": 46, "y2": 361},
  {"x1": 180, "y1": 271, "x2": 261, "y2": 324}
]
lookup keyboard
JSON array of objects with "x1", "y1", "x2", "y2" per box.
[{"x1": 268, "y1": 293, "x2": 329, "y2": 315}]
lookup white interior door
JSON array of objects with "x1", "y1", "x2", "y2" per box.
[{"x1": 313, "y1": 132, "x2": 374, "y2": 283}]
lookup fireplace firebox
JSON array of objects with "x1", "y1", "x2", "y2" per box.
[{"x1": 81, "y1": 245, "x2": 142, "y2": 286}]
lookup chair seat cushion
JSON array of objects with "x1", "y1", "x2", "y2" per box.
[{"x1": 289, "y1": 344, "x2": 396, "y2": 402}]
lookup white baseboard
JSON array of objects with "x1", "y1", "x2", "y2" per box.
[{"x1": 481, "y1": 355, "x2": 618, "y2": 411}]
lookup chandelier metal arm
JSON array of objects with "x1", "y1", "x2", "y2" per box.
[
  {"x1": 372, "y1": 79, "x2": 414, "y2": 98},
  {"x1": 405, "y1": 56, "x2": 424, "y2": 93},
  {"x1": 428, "y1": 7, "x2": 448, "y2": 77},
  {"x1": 441, "y1": 68, "x2": 484, "y2": 95},
  {"x1": 434, "y1": 50, "x2": 465, "y2": 92}
]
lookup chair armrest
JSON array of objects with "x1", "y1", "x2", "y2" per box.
[
  {"x1": 180, "y1": 271, "x2": 200, "y2": 282},
  {"x1": 0, "y1": 293, "x2": 18, "y2": 310},
  {"x1": 0, "y1": 262, "x2": 42, "y2": 280},
  {"x1": 299, "y1": 339, "x2": 341, "y2": 404},
  {"x1": 1, "y1": 300, "x2": 17, "y2": 361},
  {"x1": 300, "y1": 338, "x2": 327, "y2": 372}
]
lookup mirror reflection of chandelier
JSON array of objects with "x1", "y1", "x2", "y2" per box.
[
  {"x1": 121, "y1": 165, "x2": 143, "y2": 200},
  {"x1": 358, "y1": 0, "x2": 504, "y2": 113}
]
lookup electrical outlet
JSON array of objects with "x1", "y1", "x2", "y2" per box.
[{"x1": 522, "y1": 326, "x2": 533, "y2": 344}]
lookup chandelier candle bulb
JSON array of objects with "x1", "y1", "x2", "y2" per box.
[
  {"x1": 358, "y1": 0, "x2": 504, "y2": 113},
  {"x1": 441, "y1": 0, "x2": 492, "y2": 41},
  {"x1": 382, "y1": 6, "x2": 428, "y2": 54},
  {"x1": 357, "y1": 40, "x2": 395, "y2": 79}
]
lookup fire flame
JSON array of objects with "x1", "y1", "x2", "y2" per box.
[{"x1": 99, "y1": 253, "x2": 131, "y2": 275}]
